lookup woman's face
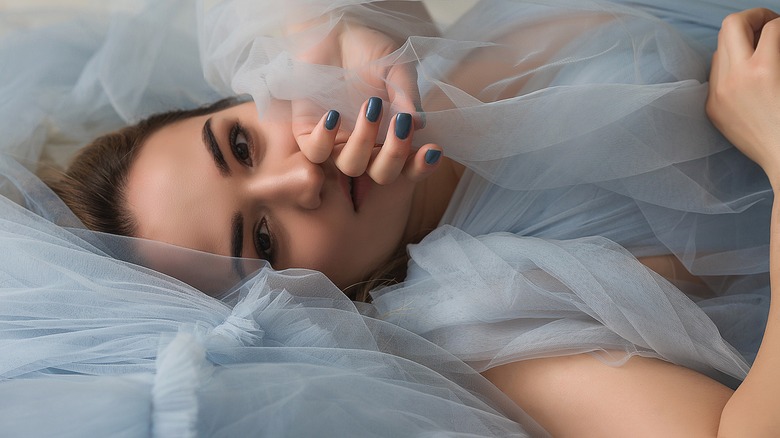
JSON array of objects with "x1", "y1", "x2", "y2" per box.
[{"x1": 125, "y1": 100, "x2": 423, "y2": 289}]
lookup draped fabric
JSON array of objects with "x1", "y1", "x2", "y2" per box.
[
  {"x1": 1, "y1": 158, "x2": 538, "y2": 436},
  {"x1": 372, "y1": 226, "x2": 758, "y2": 389},
  {"x1": 0, "y1": 0, "x2": 776, "y2": 435},
  {"x1": 371, "y1": 0, "x2": 774, "y2": 381}
]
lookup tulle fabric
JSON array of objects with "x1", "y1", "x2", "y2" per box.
[
  {"x1": 203, "y1": 0, "x2": 774, "y2": 277},
  {"x1": 372, "y1": 226, "x2": 756, "y2": 388},
  {"x1": 1, "y1": 159, "x2": 538, "y2": 436},
  {"x1": 368, "y1": 0, "x2": 772, "y2": 385},
  {"x1": 202, "y1": 0, "x2": 773, "y2": 386},
  {"x1": 0, "y1": 0, "x2": 776, "y2": 436},
  {"x1": 0, "y1": 1, "x2": 543, "y2": 435}
]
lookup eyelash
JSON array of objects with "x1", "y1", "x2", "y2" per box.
[
  {"x1": 228, "y1": 122, "x2": 273, "y2": 263},
  {"x1": 254, "y1": 217, "x2": 274, "y2": 263},
  {"x1": 229, "y1": 122, "x2": 253, "y2": 166}
]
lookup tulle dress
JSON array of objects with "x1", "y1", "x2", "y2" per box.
[{"x1": 0, "y1": 0, "x2": 776, "y2": 436}]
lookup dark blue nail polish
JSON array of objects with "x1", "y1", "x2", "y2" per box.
[
  {"x1": 324, "y1": 110, "x2": 340, "y2": 130},
  {"x1": 395, "y1": 113, "x2": 412, "y2": 140},
  {"x1": 424, "y1": 149, "x2": 441, "y2": 165},
  {"x1": 366, "y1": 97, "x2": 382, "y2": 123}
]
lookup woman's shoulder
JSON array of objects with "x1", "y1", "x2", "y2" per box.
[{"x1": 483, "y1": 352, "x2": 731, "y2": 437}]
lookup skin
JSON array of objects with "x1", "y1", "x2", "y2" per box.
[
  {"x1": 125, "y1": 99, "x2": 459, "y2": 289},
  {"x1": 125, "y1": 7, "x2": 780, "y2": 435},
  {"x1": 128, "y1": 7, "x2": 451, "y2": 290},
  {"x1": 707, "y1": 8, "x2": 780, "y2": 436},
  {"x1": 484, "y1": 8, "x2": 780, "y2": 437}
]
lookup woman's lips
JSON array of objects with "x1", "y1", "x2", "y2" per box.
[{"x1": 351, "y1": 173, "x2": 371, "y2": 212}]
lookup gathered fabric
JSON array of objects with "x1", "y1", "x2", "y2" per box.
[{"x1": 0, "y1": 0, "x2": 776, "y2": 435}]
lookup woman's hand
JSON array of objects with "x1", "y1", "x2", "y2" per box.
[
  {"x1": 292, "y1": 19, "x2": 422, "y2": 122},
  {"x1": 707, "y1": 8, "x2": 780, "y2": 182},
  {"x1": 707, "y1": 10, "x2": 780, "y2": 436},
  {"x1": 302, "y1": 96, "x2": 442, "y2": 185},
  {"x1": 285, "y1": 8, "x2": 431, "y2": 185}
]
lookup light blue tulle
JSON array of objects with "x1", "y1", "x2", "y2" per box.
[{"x1": 0, "y1": 0, "x2": 776, "y2": 436}]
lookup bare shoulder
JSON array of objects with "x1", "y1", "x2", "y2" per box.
[{"x1": 482, "y1": 353, "x2": 732, "y2": 437}]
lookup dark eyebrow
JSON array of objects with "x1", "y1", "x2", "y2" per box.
[
  {"x1": 203, "y1": 118, "x2": 231, "y2": 177},
  {"x1": 230, "y1": 212, "x2": 247, "y2": 277}
]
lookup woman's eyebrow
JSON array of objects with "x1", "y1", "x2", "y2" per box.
[{"x1": 202, "y1": 118, "x2": 231, "y2": 177}]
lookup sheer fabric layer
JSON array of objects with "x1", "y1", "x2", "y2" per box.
[
  {"x1": 0, "y1": 0, "x2": 542, "y2": 435},
  {"x1": 373, "y1": 226, "x2": 758, "y2": 388},
  {"x1": 1, "y1": 158, "x2": 536, "y2": 437},
  {"x1": 202, "y1": 0, "x2": 774, "y2": 280},
  {"x1": 0, "y1": 0, "x2": 776, "y2": 436}
]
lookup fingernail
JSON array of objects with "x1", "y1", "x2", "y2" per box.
[
  {"x1": 324, "y1": 110, "x2": 340, "y2": 130},
  {"x1": 366, "y1": 97, "x2": 382, "y2": 123},
  {"x1": 424, "y1": 149, "x2": 441, "y2": 165},
  {"x1": 395, "y1": 113, "x2": 412, "y2": 140}
]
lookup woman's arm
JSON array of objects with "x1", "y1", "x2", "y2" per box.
[
  {"x1": 483, "y1": 354, "x2": 732, "y2": 437},
  {"x1": 483, "y1": 8, "x2": 780, "y2": 437},
  {"x1": 706, "y1": 8, "x2": 780, "y2": 437}
]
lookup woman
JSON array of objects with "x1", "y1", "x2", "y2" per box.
[
  {"x1": 2, "y1": 0, "x2": 778, "y2": 436},
  {"x1": 53, "y1": 0, "x2": 774, "y2": 300}
]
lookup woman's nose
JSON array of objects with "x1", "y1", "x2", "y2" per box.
[{"x1": 244, "y1": 153, "x2": 324, "y2": 209}]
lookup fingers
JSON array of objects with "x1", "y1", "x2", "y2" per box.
[
  {"x1": 385, "y1": 61, "x2": 425, "y2": 129},
  {"x1": 403, "y1": 144, "x2": 443, "y2": 183},
  {"x1": 367, "y1": 112, "x2": 414, "y2": 184},
  {"x1": 342, "y1": 98, "x2": 441, "y2": 185},
  {"x1": 305, "y1": 110, "x2": 342, "y2": 163},
  {"x1": 720, "y1": 8, "x2": 780, "y2": 61},
  {"x1": 366, "y1": 110, "x2": 442, "y2": 185},
  {"x1": 293, "y1": 98, "x2": 340, "y2": 164},
  {"x1": 336, "y1": 97, "x2": 384, "y2": 176},
  {"x1": 707, "y1": 9, "x2": 780, "y2": 175},
  {"x1": 710, "y1": 9, "x2": 780, "y2": 114},
  {"x1": 755, "y1": 17, "x2": 780, "y2": 61},
  {"x1": 294, "y1": 96, "x2": 444, "y2": 185}
]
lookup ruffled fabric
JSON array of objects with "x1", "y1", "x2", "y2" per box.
[
  {"x1": 373, "y1": 226, "x2": 757, "y2": 388},
  {"x1": 369, "y1": 0, "x2": 772, "y2": 390},
  {"x1": 0, "y1": 160, "x2": 537, "y2": 435},
  {"x1": 203, "y1": 0, "x2": 774, "y2": 284},
  {"x1": 0, "y1": 0, "x2": 776, "y2": 435}
]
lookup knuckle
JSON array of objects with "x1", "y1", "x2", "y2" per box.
[
  {"x1": 744, "y1": 60, "x2": 773, "y2": 83},
  {"x1": 383, "y1": 144, "x2": 410, "y2": 161},
  {"x1": 721, "y1": 13, "x2": 740, "y2": 30}
]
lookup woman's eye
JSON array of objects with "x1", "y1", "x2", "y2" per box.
[
  {"x1": 230, "y1": 123, "x2": 252, "y2": 166},
  {"x1": 254, "y1": 217, "x2": 274, "y2": 263}
]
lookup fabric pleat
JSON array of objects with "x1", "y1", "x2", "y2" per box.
[{"x1": 1, "y1": 0, "x2": 777, "y2": 435}]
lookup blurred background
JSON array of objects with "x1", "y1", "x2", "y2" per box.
[{"x1": 0, "y1": 0, "x2": 479, "y2": 33}]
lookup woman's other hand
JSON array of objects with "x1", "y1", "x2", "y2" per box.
[
  {"x1": 707, "y1": 8, "x2": 780, "y2": 183},
  {"x1": 709, "y1": 9, "x2": 780, "y2": 437},
  {"x1": 303, "y1": 97, "x2": 442, "y2": 185}
]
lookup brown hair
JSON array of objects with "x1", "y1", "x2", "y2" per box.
[
  {"x1": 344, "y1": 244, "x2": 409, "y2": 302},
  {"x1": 48, "y1": 97, "x2": 244, "y2": 237}
]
